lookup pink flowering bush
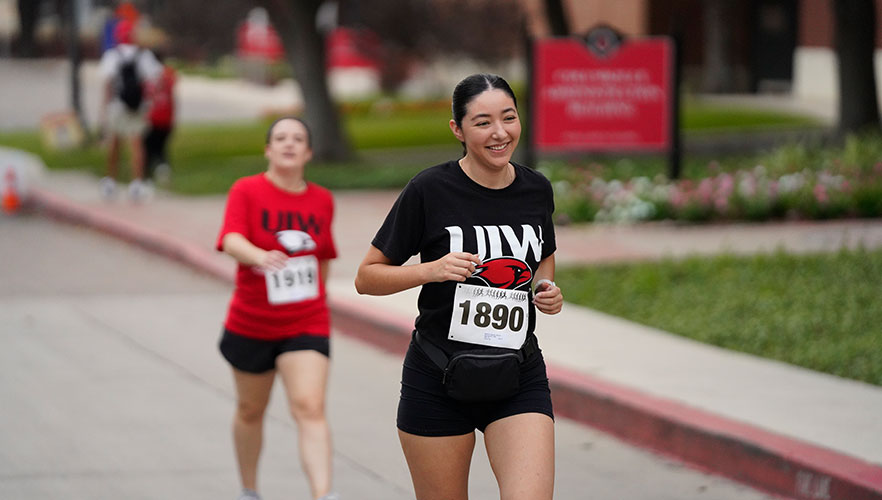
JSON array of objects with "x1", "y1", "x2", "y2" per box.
[{"x1": 542, "y1": 136, "x2": 882, "y2": 225}]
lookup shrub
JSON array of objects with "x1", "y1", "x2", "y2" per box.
[{"x1": 543, "y1": 134, "x2": 882, "y2": 224}]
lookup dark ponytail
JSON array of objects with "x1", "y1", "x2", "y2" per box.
[{"x1": 451, "y1": 74, "x2": 517, "y2": 127}]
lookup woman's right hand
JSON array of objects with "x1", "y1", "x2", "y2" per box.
[
  {"x1": 257, "y1": 249, "x2": 289, "y2": 273},
  {"x1": 425, "y1": 252, "x2": 482, "y2": 283}
]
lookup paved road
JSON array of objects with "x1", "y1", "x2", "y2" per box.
[{"x1": 0, "y1": 212, "x2": 774, "y2": 499}]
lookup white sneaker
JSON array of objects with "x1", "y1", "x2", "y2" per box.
[
  {"x1": 128, "y1": 179, "x2": 154, "y2": 202},
  {"x1": 318, "y1": 493, "x2": 341, "y2": 500},
  {"x1": 99, "y1": 177, "x2": 116, "y2": 200},
  {"x1": 237, "y1": 489, "x2": 261, "y2": 500},
  {"x1": 154, "y1": 163, "x2": 171, "y2": 186}
]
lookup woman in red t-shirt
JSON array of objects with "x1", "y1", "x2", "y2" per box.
[{"x1": 216, "y1": 117, "x2": 339, "y2": 500}]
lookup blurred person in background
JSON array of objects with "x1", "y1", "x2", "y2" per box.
[
  {"x1": 97, "y1": 18, "x2": 160, "y2": 201},
  {"x1": 217, "y1": 117, "x2": 341, "y2": 500}
]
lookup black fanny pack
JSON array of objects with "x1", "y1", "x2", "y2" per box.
[{"x1": 414, "y1": 330, "x2": 538, "y2": 402}]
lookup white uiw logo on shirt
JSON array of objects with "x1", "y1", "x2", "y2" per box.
[{"x1": 444, "y1": 225, "x2": 543, "y2": 261}]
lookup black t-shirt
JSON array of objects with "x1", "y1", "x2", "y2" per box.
[{"x1": 372, "y1": 160, "x2": 556, "y2": 353}]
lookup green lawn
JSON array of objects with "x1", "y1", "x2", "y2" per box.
[
  {"x1": 0, "y1": 98, "x2": 823, "y2": 194},
  {"x1": 0, "y1": 117, "x2": 449, "y2": 194},
  {"x1": 681, "y1": 101, "x2": 818, "y2": 131},
  {"x1": 556, "y1": 248, "x2": 882, "y2": 386}
]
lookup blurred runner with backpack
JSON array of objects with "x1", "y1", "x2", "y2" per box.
[
  {"x1": 98, "y1": 19, "x2": 161, "y2": 201},
  {"x1": 143, "y1": 50, "x2": 176, "y2": 186}
]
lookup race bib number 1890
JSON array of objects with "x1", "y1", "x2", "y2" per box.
[
  {"x1": 265, "y1": 255, "x2": 319, "y2": 305},
  {"x1": 448, "y1": 283, "x2": 529, "y2": 349}
]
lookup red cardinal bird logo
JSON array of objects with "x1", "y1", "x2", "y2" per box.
[{"x1": 471, "y1": 257, "x2": 532, "y2": 290}]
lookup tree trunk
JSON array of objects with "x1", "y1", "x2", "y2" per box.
[
  {"x1": 16, "y1": 0, "x2": 41, "y2": 57},
  {"x1": 833, "y1": 0, "x2": 881, "y2": 134},
  {"x1": 65, "y1": 0, "x2": 89, "y2": 139},
  {"x1": 702, "y1": 0, "x2": 735, "y2": 93},
  {"x1": 544, "y1": 0, "x2": 570, "y2": 36},
  {"x1": 258, "y1": 0, "x2": 353, "y2": 162}
]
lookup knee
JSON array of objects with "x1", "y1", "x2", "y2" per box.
[
  {"x1": 236, "y1": 399, "x2": 267, "y2": 425},
  {"x1": 288, "y1": 395, "x2": 325, "y2": 423}
]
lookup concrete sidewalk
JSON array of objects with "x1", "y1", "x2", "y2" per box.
[{"x1": 8, "y1": 150, "x2": 882, "y2": 500}]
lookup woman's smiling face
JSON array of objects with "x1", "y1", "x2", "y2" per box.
[{"x1": 451, "y1": 88, "x2": 521, "y2": 172}]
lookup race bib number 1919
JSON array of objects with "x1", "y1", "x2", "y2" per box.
[
  {"x1": 448, "y1": 283, "x2": 529, "y2": 349},
  {"x1": 265, "y1": 255, "x2": 319, "y2": 305}
]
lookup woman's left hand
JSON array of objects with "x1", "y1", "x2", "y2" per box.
[{"x1": 532, "y1": 281, "x2": 563, "y2": 315}]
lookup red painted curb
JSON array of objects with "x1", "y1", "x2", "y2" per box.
[
  {"x1": 547, "y1": 365, "x2": 882, "y2": 500},
  {"x1": 30, "y1": 189, "x2": 234, "y2": 283},
  {"x1": 30, "y1": 187, "x2": 882, "y2": 500}
]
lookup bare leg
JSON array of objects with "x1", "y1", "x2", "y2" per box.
[
  {"x1": 398, "y1": 429, "x2": 475, "y2": 500},
  {"x1": 129, "y1": 134, "x2": 145, "y2": 180},
  {"x1": 106, "y1": 135, "x2": 120, "y2": 179},
  {"x1": 484, "y1": 413, "x2": 555, "y2": 500},
  {"x1": 276, "y1": 350, "x2": 332, "y2": 499},
  {"x1": 231, "y1": 368, "x2": 275, "y2": 492}
]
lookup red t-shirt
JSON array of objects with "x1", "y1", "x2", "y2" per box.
[
  {"x1": 217, "y1": 174, "x2": 337, "y2": 340},
  {"x1": 145, "y1": 66, "x2": 175, "y2": 127}
]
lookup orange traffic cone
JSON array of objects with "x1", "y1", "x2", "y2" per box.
[{"x1": 2, "y1": 167, "x2": 22, "y2": 214}]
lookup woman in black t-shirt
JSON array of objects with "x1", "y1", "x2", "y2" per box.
[{"x1": 355, "y1": 74, "x2": 563, "y2": 500}]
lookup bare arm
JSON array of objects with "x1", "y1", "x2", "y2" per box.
[
  {"x1": 354, "y1": 245, "x2": 482, "y2": 296},
  {"x1": 221, "y1": 232, "x2": 287, "y2": 272},
  {"x1": 532, "y1": 254, "x2": 563, "y2": 315},
  {"x1": 320, "y1": 259, "x2": 330, "y2": 287}
]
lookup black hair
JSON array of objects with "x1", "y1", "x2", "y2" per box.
[
  {"x1": 451, "y1": 73, "x2": 518, "y2": 128},
  {"x1": 265, "y1": 116, "x2": 312, "y2": 148},
  {"x1": 450, "y1": 74, "x2": 518, "y2": 155}
]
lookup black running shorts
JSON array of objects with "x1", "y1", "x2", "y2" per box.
[
  {"x1": 396, "y1": 336, "x2": 554, "y2": 436},
  {"x1": 219, "y1": 328, "x2": 330, "y2": 374}
]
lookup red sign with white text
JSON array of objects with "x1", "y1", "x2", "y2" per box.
[{"x1": 533, "y1": 37, "x2": 673, "y2": 152}]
